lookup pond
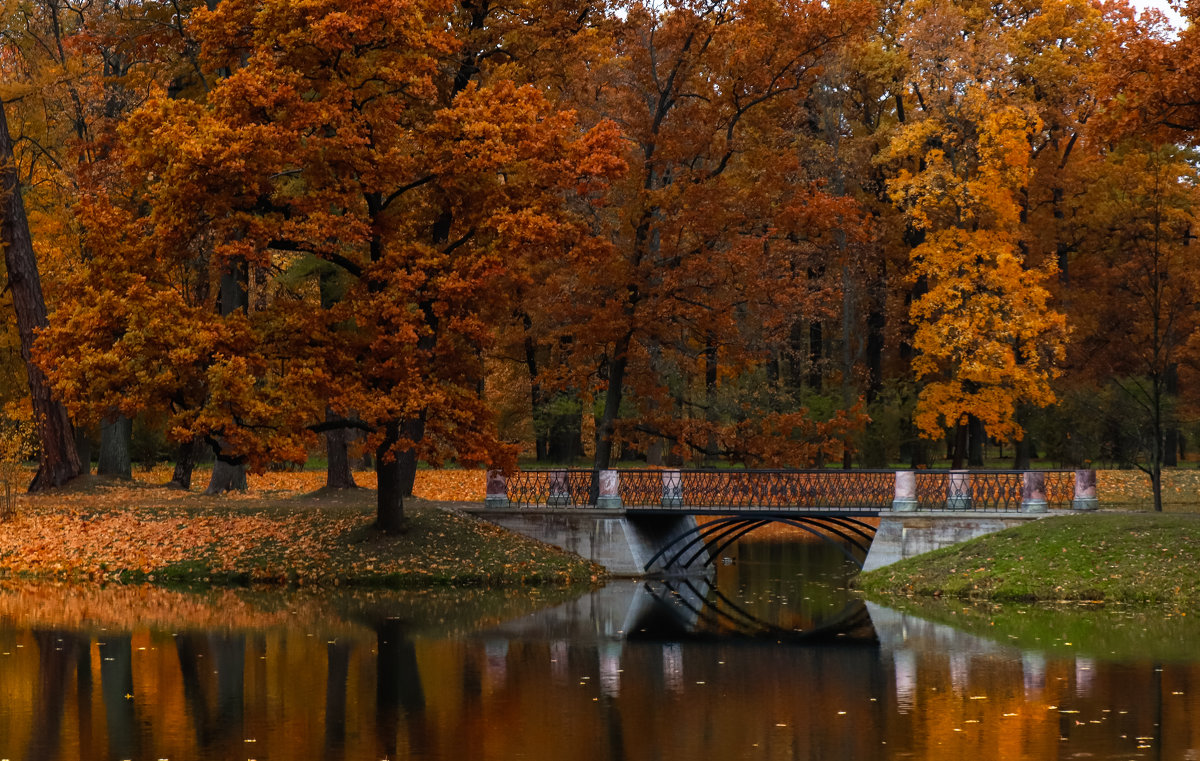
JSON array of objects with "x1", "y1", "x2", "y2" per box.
[{"x1": 1, "y1": 535, "x2": 1198, "y2": 761}]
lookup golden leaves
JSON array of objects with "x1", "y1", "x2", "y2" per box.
[{"x1": 0, "y1": 468, "x2": 498, "y2": 584}]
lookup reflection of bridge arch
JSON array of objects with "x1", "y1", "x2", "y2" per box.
[
  {"x1": 644, "y1": 515, "x2": 878, "y2": 575},
  {"x1": 637, "y1": 577, "x2": 875, "y2": 643}
]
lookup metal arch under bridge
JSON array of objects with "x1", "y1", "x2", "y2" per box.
[
  {"x1": 642, "y1": 513, "x2": 879, "y2": 575},
  {"x1": 497, "y1": 468, "x2": 1081, "y2": 576}
]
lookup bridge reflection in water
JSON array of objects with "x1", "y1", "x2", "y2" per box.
[{"x1": 0, "y1": 546, "x2": 1197, "y2": 761}]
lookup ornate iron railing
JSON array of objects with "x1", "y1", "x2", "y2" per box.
[
  {"x1": 908, "y1": 470, "x2": 1076, "y2": 511},
  {"x1": 617, "y1": 469, "x2": 896, "y2": 511},
  {"x1": 502, "y1": 468, "x2": 1079, "y2": 513},
  {"x1": 504, "y1": 469, "x2": 597, "y2": 508}
]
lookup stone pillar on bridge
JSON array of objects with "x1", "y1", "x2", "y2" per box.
[
  {"x1": 485, "y1": 470, "x2": 509, "y2": 508},
  {"x1": 946, "y1": 470, "x2": 972, "y2": 510},
  {"x1": 597, "y1": 469, "x2": 622, "y2": 509},
  {"x1": 1020, "y1": 471, "x2": 1047, "y2": 513},
  {"x1": 892, "y1": 471, "x2": 918, "y2": 512},
  {"x1": 1072, "y1": 469, "x2": 1098, "y2": 511},
  {"x1": 662, "y1": 470, "x2": 683, "y2": 508}
]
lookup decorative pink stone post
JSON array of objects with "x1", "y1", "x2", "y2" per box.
[
  {"x1": 597, "y1": 469, "x2": 622, "y2": 509},
  {"x1": 893, "y1": 470, "x2": 918, "y2": 511},
  {"x1": 946, "y1": 470, "x2": 972, "y2": 510},
  {"x1": 485, "y1": 469, "x2": 508, "y2": 508},
  {"x1": 1072, "y1": 469, "x2": 1098, "y2": 511},
  {"x1": 1021, "y1": 471, "x2": 1047, "y2": 513},
  {"x1": 662, "y1": 470, "x2": 683, "y2": 508}
]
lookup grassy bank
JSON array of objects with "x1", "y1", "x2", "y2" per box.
[
  {"x1": 0, "y1": 470, "x2": 601, "y2": 587},
  {"x1": 856, "y1": 512, "x2": 1200, "y2": 606}
]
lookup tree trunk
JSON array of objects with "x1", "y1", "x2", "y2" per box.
[
  {"x1": 205, "y1": 264, "x2": 248, "y2": 494},
  {"x1": 951, "y1": 421, "x2": 967, "y2": 469},
  {"x1": 324, "y1": 409, "x2": 357, "y2": 490},
  {"x1": 808, "y1": 321, "x2": 823, "y2": 389},
  {"x1": 909, "y1": 437, "x2": 930, "y2": 469},
  {"x1": 97, "y1": 415, "x2": 132, "y2": 479},
  {"x1": 168, "y1": 438, "x2": 205, "y2": 490},
  {"x1": 522, "y1": 317, "x2": 549, "y2": 462},
  {"x1": 0, "y1": 98, "x2": 81, "y2": 491},
  {"x1": 593, "y1": 334, "x2": 631, "y2": 471},
  {"x1": 865, "y1": 287, "x2": 885, "y2": 403},
  {"x1": 397, "y1": 414, "x2": 426, "y2": 498},
  {"x1": 74, "y1": 427, "x2": 92, "y2": 476},
  {"x1": 968, "y1": 414, "x2": 985, "y2": 467},
  {"x1": 205, "y1": 453, "x2": 247, "y2": 494},
  {"x1": 376, "y1": 422, "x2": 405, "y2": 532},
  {"x1": 1011, "y1": 406, "x2": 1032, "y2": 469}
]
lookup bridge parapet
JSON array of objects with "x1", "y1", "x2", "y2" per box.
[{"x1": 490, "y1": 468, "x2": 1097, "y2": 514}]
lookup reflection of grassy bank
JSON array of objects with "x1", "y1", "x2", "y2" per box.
[
  {"x1": 871, "y1": 595, "x2": 1200, "y2": 662},
  {"x1": 856, "y1": 513, "x2": 1200, "y2": 606},
  {"x1": 0, "y1": 581, "x2": 588, "y2": 638}
]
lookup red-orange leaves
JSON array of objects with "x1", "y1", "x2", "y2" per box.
[{"x1": 36, "y1": 0, "x2": 622, "y2": 521}]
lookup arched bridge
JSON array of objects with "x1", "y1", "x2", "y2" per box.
[{"x1": 472, "y1": 468, "x2": 1098, "y2": 576}]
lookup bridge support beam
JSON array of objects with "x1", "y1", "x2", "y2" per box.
[
  {"x1": 472, "y1": 510, "x2": 708, "y2": 577},
  {"x1": 862, "y1": 513, "x2": 1046, "y2": 572}
]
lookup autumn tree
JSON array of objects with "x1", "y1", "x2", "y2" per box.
[
  {"x1": 40, "y1": 0, "x2": 623, "y2": 528},
  {"x1": 523, "y1": 0, "x2": 874, "y2": 470},
  {"x1": 0, "y1": 95, "x2": 80, "y2": 489},
  {"x1": 879, "y1": 0, "x2": 1079, "y2": 467},
  {"x1": 1068, "y1": 145, "x2": 1199, "y2": 510}
]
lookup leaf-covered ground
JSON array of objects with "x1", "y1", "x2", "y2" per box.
[
  {"x1": 0, "y1": 468, "x2": 601, "y2": 587},
  {"x1": 1096, "y1": 468, "x2": 1200, "y2": 510},
  {"x1": 856, "y1": 512, "x2": 1200, "y2": 606}
]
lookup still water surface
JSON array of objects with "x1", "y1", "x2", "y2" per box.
[{"x1": 1, "y1": 537, "x2": 1198, "y2": 761}]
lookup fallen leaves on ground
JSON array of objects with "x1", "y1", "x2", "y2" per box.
[
  {"x1": 1097, "y1": 470, "x2": 1200, "y2": 509},
  {"x1": 0, "y1": 468, "x2": 594, "y2": 586},
  {"x1": 124, "y1": 466, "x2": 485, "y2": 501}
]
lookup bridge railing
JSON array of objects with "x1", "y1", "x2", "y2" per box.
[
  {"x1": 491, "y1": 468, "x2": 1093, "y2": 513},
  {"x1": 908, "y1": 470, "x2": 1076, "y2": 511},
  {"x1": 502, "y1": 468, "x2": 598, "y2": 508},
  {"x1": 618, "y1": 469, "x2": 896, "y2": 511}
]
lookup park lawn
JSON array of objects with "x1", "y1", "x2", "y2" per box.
[
  {"x1": 855, "y1": 512, "x2": 1200, "y2": 606},
  {"x1": 0, "y1": 469, "x2": 601, "y2": 587}
]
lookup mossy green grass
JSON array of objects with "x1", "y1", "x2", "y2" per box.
[{"x1": 856, "y1": 512, "x2": 1200, "y2": 607}]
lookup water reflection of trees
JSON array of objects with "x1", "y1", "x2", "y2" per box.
[
  {"x1": 7, "y1": 608, "x2": 1200, "y2": 760},
  {"x1": 374, "y1": 618, "x2": 426, "y2": 759},
  {"x1": 175, "y1": 632, "x2": 246, "y2": 750},
  {"x1": 98, "y1": 635, "x2": 137, "y2": 761}
]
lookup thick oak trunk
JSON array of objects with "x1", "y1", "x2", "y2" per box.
[
  {"x1": 397, "y1": 415, "x2": 425, "y2": 498},
  {"x1": 0, "y1": 97, "x2": 81, "y2": 490},
  {"x1": 205, "y1": 265, "x2": 248, "y2": 494},
  {"x1": 324, "y1": 409, "x2": 357, "y2": 490},
  {"x1": 968, "y1": 414, "x2": 985, "y2": 467},
  {"x1": 205, "y1": 454, "x2": 247, "y2": 494},
  {"x1": 98, "y1": 415, "x2": 132, "y2": 479},
  {"x1": 168, "y1": 437, "x2": 205, "y2": 490},
  {"x1": 376, "y1": 421, "x2": 405, "y2": 531},
  {"x1": 74, "y1": 427, "x2": 92, "y2": 476}
]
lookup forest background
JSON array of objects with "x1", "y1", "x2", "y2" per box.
[{"x1": 0, "y1": 0, "x2": 1198, "y2": 525}]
